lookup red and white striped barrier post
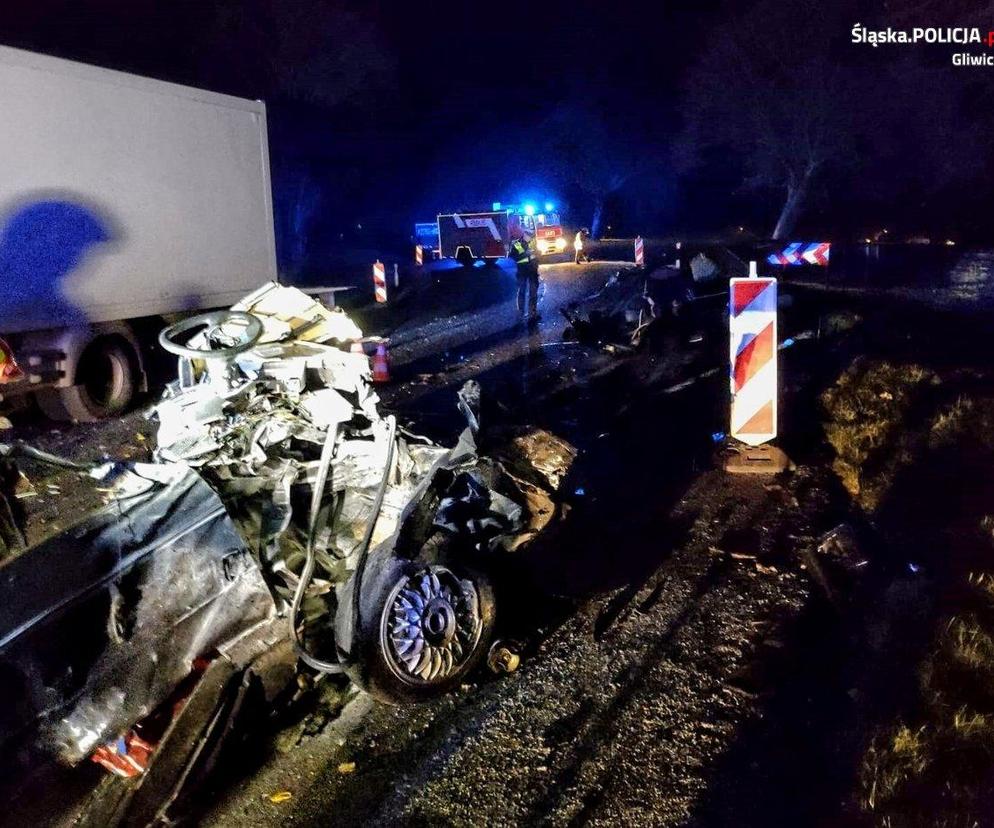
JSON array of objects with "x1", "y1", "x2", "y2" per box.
[
  {"x1": 373, "y1": 260, "x2": 387, "y2": 303},
  {"x1": 634, "y1": 235, "x2": 644, "y2": 268},
  {"x1": 415, "y1": 244, "x2": 423, "y2": 267},
  {"x1": 726, "y1": 261, "x2": 789, "y2": 472}
]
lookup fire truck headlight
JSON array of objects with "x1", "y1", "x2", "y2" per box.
[
  {"x1": 555, "y1": 237, "x2": 567, "y2": 251},
  {"x1": 537, "y1": 239, "x2": 550, "y2": 254}
]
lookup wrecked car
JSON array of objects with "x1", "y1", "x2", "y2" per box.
[
  {"x1": 561, "y1": 246, "x2": 765, "y2": 352},
  {"x1": 0, "y1": 283, "x2": 575, "y2": 825}
]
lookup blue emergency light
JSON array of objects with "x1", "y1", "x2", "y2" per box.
[
  {"x1": 545, "y1": 202, "x2": 554, "y2": 212},
  {"x1": 524, "y1": 203, "x2": 535, "y2": 216}
]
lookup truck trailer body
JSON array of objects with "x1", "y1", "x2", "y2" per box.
[{"x1": 0, "y1": 46, "x2": 277, "y2": 420}]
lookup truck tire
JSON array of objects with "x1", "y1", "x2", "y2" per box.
[
  {"x1": 37, "y1": 337, "x2": 137, "y2": 422},
  {"x1": 344, "y1": 550, "x2": 496, "y2": 704}
]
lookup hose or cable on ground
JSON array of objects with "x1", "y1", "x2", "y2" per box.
[{"x1": 289, "y1": 415, "x2": 396, "y2": 673}]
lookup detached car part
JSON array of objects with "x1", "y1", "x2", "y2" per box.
[{"x1": 0, "y1": 462, "x2": 277, "y2": 770}]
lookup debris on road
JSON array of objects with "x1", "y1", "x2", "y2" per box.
[
  {"x1": 561, "y1": 269, "x2": 659, "y2": 349},
  {"x1": 817, "y1": 523, "x2": 867, "y2": 573},
  {"x1": 486, "y1": 640, "x2": 521, "y2": 674}
]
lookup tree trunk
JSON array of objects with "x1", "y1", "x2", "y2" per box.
[
  {"x1": 590, "y1": 199, "x2": 605, "y2": 239},
  {"x1": 772, "y1": 169, "x2": 813, "y2": 240}
]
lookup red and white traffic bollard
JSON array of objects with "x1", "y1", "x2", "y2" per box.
[
  {"x1": 725, "y1": 261, "x2": 789, "y2": 473},
  {"x1": 634, "y1": 235, "x2": 644, "y2": 268},
  {"x1": 415, "y1": 244, "x2": 423, "y2": 267},
  {"x1": 373, "y1": 260, "x2": 387, "y2": 303}
]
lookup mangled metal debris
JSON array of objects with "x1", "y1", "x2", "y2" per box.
[
  {"x1": 561, "y1": 269, "x2": 657, "y2": 349},
  {"x1": 0, "y1": 281, "x2": 576, "y2": 826},
  {"x1": 147, "y1": 282, "x2": 573, "y2": 696}
]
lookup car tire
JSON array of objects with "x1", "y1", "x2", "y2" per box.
[
  {"x1": 37, "y1": 337, "x2": 136, "y2": 422},
  {"x1": 344, "y1": 548, "x2": 496, "y2": 704}
]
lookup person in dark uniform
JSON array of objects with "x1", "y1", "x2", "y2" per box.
[{"x1": 510, "y1": 229, "x2": 539, "y2": 322}]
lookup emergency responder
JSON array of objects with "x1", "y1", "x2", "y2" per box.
[
  {"x1": 573, "y1": 228, "x2": 589, "y2": 264},
  {"x1": 511, "y1": 230, "x2": 540, "y2": 322}
]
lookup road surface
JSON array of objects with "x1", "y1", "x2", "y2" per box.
[{"x1": 6, "y1": 260, "x2": 864, "y2": 827}]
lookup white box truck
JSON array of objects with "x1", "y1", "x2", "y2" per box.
[{"x1": 0, "y1": 46, "x2": 277, "y2": 420}]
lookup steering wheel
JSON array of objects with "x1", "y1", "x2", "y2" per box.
[{"x1": 158, "y1": 311, "x2": 263, "y2": 360}]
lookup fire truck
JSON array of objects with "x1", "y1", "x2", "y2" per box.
[
  {"x1": 514, "y1": 203, "x2": 567, "y2": 256},
  {"x1": 436, "y1": 202, "x2": 565, "y2": 265}
]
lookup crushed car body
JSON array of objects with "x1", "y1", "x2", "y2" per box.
[{"x1": 0, "y1": 282, "x2": 576, "y2": 823}]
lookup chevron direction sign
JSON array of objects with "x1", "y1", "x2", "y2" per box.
[
  {"x1": 766, "y1": 242, "x2": 830, "y2": 266},
  {"x1": 729, "y1": 276, "x2": 778, "y2": 446}
]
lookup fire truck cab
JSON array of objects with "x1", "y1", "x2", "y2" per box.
[{"x1": 506, "y1": 202, "x2": 567, "y2": 256}]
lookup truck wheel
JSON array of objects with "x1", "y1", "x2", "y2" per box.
[
  {"x1": 346, "y1": 554, "x2": 495, "y2": 704},
  {"x1": 37, "y1": 337, "x2": 137, "y2": 422}
]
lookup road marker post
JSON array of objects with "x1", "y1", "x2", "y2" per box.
[
  {"x1": 393, "y1": 263, "x2": 399, "y2": 288},
  {"x1": 634, "y1": 235, "x2": 645, "y2": 268},
  {"x1": 725, "y1": 260, "x2": 790, "y2": 474},
  {"x1": 373, "y1": 260, "x2": 387, "y2": 303},
  {"x1": 415, "y1": 244, "x2": 423, "y2": 267},
  {"x1": 766, "y1": 242, "x2": 830, "y2": 266}
]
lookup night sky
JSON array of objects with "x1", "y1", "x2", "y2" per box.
[{"x1": 2, "y1": 1, "x2": 992, "y2": 272}]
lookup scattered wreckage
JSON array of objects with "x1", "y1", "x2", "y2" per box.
[
  {"x1": 0, "y1": 283, "x2": 575, "y2": 825},
  {"x1": 561, "y1": 246, "x2": 749, "y2": 351}
]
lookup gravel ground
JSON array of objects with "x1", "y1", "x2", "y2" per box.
[{"x1": 201, "y1": 469, "x2": 824, "y2": 827}]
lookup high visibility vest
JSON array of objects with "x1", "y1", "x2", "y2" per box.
[
  {"x1": 574, "y1": 232, "x2": 583, "y2": 252},
  {"x1": 511, "y1": 239, "x2": 530, "y2": 263}
]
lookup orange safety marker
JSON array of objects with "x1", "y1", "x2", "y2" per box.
[
  {"x1": 372, "y1": 341, "x2": 390, "y2": 383},
  {"x1": 373, "y1": 260, "x2": 387, "y2": 303}
]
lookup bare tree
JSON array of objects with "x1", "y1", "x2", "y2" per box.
[
  {"x1": 676, "y1": 0, "x2": 859, "y2": 239},
  {"x1": 542, "y1": 102, "x2": 639, "y2": 237},
  {"x1": 677, "y1": 0, "x2": 994, "y2": 239}
]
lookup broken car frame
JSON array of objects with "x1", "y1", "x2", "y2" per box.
[{"x1": 0, "y1": 283, "x2": 576, "y2": 826}]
